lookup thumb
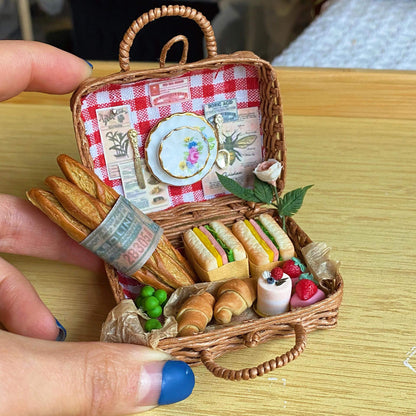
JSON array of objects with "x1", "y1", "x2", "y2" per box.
[{"x1": 0, "y1": 331, "x2": 195, "y2": 416}]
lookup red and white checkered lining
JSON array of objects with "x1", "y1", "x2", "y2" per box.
[{"x1": 80, "y1": 64, "x2": 262, "y2": 299}]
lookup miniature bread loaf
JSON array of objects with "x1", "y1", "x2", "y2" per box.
[
  {"x1": 214, "y1": 278, "x2": 257, "y2": 324},
  {"x1": 26, "y1": 188, "x2": 90, "y2": 243},
  {"x1": 176, "y1": 292, "x2": 215, "y2": 337},
  {"x1": 27, "y1": 154, "x2": 197, "y2": 293},
  {"x1": 45, "y1": 176, "x2": 111, "y2": 230},
  {"x1": 57, "y1": 154, "x2": 119, "y2": 207}
]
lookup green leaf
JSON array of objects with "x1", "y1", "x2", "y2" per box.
[
  {"x1": 292, "y1": 257, "x2": 307, "y2": 272},
  {"x1": 298, "y1": 272, "x2": 319, "y2": 285},
  {"x1": 216, "y1": 173, "x2": 261, "y2": 202},
  {"x1": 255, "y1": 219, "x2": 279, "y2": 248},
  {"x1": 253, "y1": 176, "x2": 274, "y2": 204},
  {"x1": 276, "y1": 185, "x2": 313, "y2": 217},
  {"x1": 204, "y1": 225, "x2": 235, "y2": 262}
]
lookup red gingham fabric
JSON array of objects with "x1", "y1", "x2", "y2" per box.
[
  {"x1": 80, "y1": 64, "x2": 261, "y2": 208},
  {"x1": 79, "y1": 64, "x2": 262, "y2": 299}
]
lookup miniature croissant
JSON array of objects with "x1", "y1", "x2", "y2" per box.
[
  {"x1": 176, "y1": 292, "x2": 215, "y2": 337},
  {"x1": 214, "y1": 278, "x2": 257, "y2": 324}
]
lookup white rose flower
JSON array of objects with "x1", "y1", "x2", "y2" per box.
[{"x1": 253, "y1": 159, "x2": 282, "y2": 186}]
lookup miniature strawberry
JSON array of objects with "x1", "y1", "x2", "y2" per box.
[
  {"x1": 270, "y1": 266, "x2": 284, "y2": 280},
  {"x1": 295, "y1": 279, "x2": 318, "y2": 300},
  {"x1": 282, "y1": 259, "x2": 302, "y2": 278}
]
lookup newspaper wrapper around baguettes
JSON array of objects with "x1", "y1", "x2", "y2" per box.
[{"x1": 81, "y1": 196, "x2": 163, "y2": 275}]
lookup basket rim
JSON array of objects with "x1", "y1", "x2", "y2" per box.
[
  {"x1": 158, "y1": 271, "x2": 343, "y2": 350},
  {"x1": 71, "y1": 51, "x2": 269, "y2": 107}
]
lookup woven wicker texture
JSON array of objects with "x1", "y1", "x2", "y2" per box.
[{"x1": 71, "y1": 5, "x2": 343, "y2": 380}]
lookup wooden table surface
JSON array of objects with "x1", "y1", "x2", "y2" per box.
[{"x1": 1, "y1": 62, "x2": 416, "y2": 415}]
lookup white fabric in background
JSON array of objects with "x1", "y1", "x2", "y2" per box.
[{"x1": 272, "y1": 0, "x2": 416, "y2": 70}]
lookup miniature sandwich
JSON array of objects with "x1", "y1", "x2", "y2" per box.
[
  {"x1": 232, "y1": 213, "x2": 295, "y2": 278},
  {"x1": 183, "y1": 221, "x2": 249, "y2": 282}
]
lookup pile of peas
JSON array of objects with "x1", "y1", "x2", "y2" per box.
[{"x1": 134, "y1": 286, "x2": 168, "y2": 332}]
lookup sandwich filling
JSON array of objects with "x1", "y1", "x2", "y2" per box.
[
  {"x1": 192, "y1": 226, "x2": 235, "y2": 267},
  {"x1": 244, "y1": 219, "x2": 280, "y2": 262}
]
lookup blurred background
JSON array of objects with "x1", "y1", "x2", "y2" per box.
[
  {"x1": 3, "y1": 1, "x2": 416, "y2": 70},
  {"x1": 0, "y1": 0, "x2": 323, "y2": 63}
]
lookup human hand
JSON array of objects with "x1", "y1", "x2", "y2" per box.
[{"x1": 0, "y1": 41, "x2": 195, "y2": 415}]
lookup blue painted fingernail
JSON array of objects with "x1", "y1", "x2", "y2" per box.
[
  {"x1": 55, "y1": 318, "x2": 67, "y2": 341},
  {"x1": 158, "y1": 361, "x2": 195, "y2": 405},
  {"x1": 84, "y1": 59, "x2": 93, "y2": 69}
]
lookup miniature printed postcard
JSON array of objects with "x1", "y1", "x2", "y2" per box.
[
  {"x1": 96, "y1": 105, "x2": 134, "y2": 180},
  {"x1": 118, "y1": 160, "x2": 171, "y2": 214},
  {"x1": 202, "y1": 106, "x2": 263, "y2": 197},
  {"x1": 148, "y1": 77, "x2": 191, "y2": 107},
  {"x1": 204, "y1": 98, "x2": 239, "y2": 124}
]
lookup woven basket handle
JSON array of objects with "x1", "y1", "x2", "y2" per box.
[
  {"x1": 159, "y1": 35, "x2": 189, "y2": 68},
  {"x1": 200, "y1": 323, "x2": 306, "y2": 381},
  {"x1": 119, "y1": 4, "x2": 217, "y2": 72}
]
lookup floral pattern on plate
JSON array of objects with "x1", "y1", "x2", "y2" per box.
[
  {"x1": 145, "y1": 113, "x2": 218, "y2": 186},
  {"x1": 159, "y1": 127, "x2": 210, "y2": 179}
]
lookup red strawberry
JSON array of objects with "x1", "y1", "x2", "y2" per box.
[
  {"x1": 282, "y1": 259, "x2": 302, "y2": 278},
  {"x1": 270, "y1": 266, "x2": 284, "y2": 280},
  {"x1": 296, "y1": 279, "x2": 318, "y2": 300}
]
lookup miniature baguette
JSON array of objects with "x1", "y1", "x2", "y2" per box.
[
  {"x1": 144, "y1": 246, "x2": 196, "y2": 289},
  {"x1": 57, "y1": 154, "x2": 119, "y2": 207},
  {"x1": 157, "y1": 234, "x2": 196, "y2": 279},
  {"x1": 133, "y1": 266, "x2": 175, "y2": 293},
  {"x1": 56, "y1": 155, "x2": 197, "y2": 284},
  {"x1": 214, "y1": 278, "x2": 257, "y2": 324},
  {"x1": 45, "y1": 176, "x2": 111, "y2": 230},
  {"x1": 26, "y1": 188, "x2": 90, "y2": 242},
  {"x1": 43, "y1": 176, "x2": 195, "y2": 291},
  {"x1": 176, "y1": 291, "x2": 215, "y2": 337},
  {"x1": 27, "y1": 155, "x2": 197, "y2": 293}
]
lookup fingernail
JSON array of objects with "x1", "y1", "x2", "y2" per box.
[
  {"x1": 84, "y1": 59, "x2": 93, "y2": 69},
  {"x1": 55, "y1": 318, "x2": 67, "y2": 341},
  {"x1": 158, "y1": 361, "x2": 195, "y2": 405},
  {"x1": 137, "y1": 360, "x2": 195, "y2": 407}
]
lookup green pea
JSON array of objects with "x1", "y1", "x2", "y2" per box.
[
  {"x1": 134, "y1": 296, "x2": 142, "y2": 308},
  {"x1": 145, "y1": 319, "x2": 162, "y2": 332},
  {"x1": 147, "y1": 305, "x2": 163, "y2": 319},
  {"x1": 143, "y1": 296, "x2": 159, "y2": 312},
  {"x1": 141, "y1": 286, "x2": 155, "y2": 298},
  {"x1": 154, "y1": 289, "x2": 167, "y2": 305}
]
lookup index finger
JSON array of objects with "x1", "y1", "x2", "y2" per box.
[{"x1": 0, "y1": 40, "x2": 92, "y2": 101}]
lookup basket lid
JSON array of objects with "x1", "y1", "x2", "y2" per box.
[{"x1": 70, "y1": 5, "x2": 286, "y2": 232}]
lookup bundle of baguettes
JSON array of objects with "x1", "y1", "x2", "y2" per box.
[{"x1": 26, "y1": 154, "x2": 196, "y2": 294}]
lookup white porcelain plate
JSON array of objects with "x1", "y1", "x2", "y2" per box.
[
  {"x1": 159, "y1": 126, "x2": 210, "y2": 179},
  {"x1": 145, "y1": 113, "x2": 218, "y2": 186}
]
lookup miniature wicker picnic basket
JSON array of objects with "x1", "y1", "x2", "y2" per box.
[{"x1": 70, "y1": 5, "x2": 343, "y2": 381}]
